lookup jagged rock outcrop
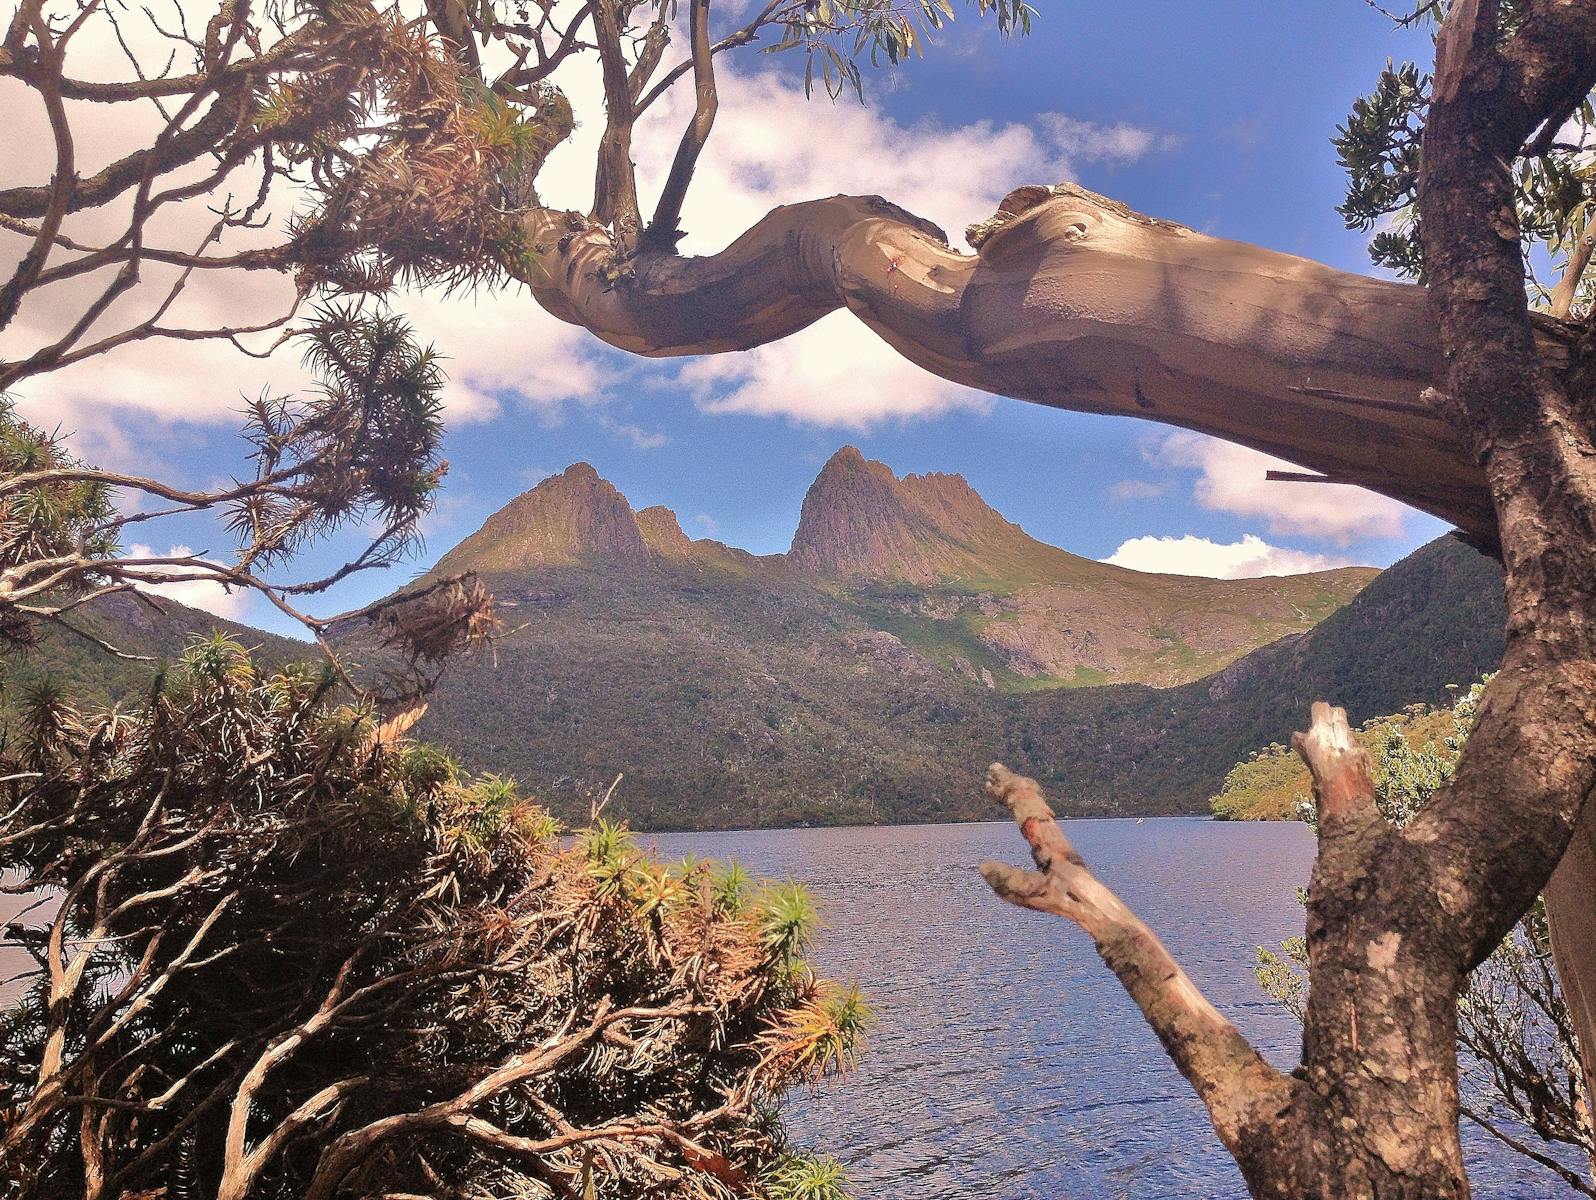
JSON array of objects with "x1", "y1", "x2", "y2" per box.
[
  {"x1": 636, "y1": 505, "x2": 693, "y2": 557},
  {"x1": 421, "y1": 449, "x2": 1377, "y2": 689},
  {"x1": 787, "y1": 446, "x2": 1043, "y2": 582},
  {"x1": 432, "y1": 463, "x2": 651, "y2": 574}
]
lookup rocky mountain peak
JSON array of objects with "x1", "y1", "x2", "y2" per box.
[
  {"x1": 432, "y1": 462, "x2": 650, "y2": 574},
  {"x1": 787, "y1": 446, "x2": 1041, "y2": 582},
  {"x1": 636, "y1": 505, "x2": 693, "y2": 557}
]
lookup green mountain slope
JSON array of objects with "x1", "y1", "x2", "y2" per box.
[
  {"x1": 350, "y1": 453, "x2": 1490, "y2": 829},
  {"x1": 425, "y1": 452, "x2": 1376, "y2": 692},
  {"x1": 1011, "y1": 535, "x2": 1506, "y2": 815},
  {"x1": 12, "y1": 455, "x2": 1502, "y2": 831},
  {"x1": 2, "y1": 591, "x2": 308, "y2": 711}
]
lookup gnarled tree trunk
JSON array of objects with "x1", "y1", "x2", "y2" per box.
[
  {"x1": 516, "y1": 187, "x2": 1498, "y2": 541},
  {"x1": 507, "y1": 3, "x2": 1596, "y2": 1189}
]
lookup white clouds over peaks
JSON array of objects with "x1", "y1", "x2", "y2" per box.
[
  {"x1": 126, "y1": 544, "x2": 254, "y2": 621},
  {"x1": 1101, "y1": 533, "x2": 1355, "y2": 579},
  {"x1": 1154, "y1": 432, "x2": 1409, "y2": 546}
]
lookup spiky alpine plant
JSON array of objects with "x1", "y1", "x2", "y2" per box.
[{"x1": 0, "y1": 639, "x2": 866, "y2": 1199}]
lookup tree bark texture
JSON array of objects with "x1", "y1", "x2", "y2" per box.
[
  {"x1": 984, "y1": 724, "x2": 1473, "y2": 1198},
  {"x1": 505, "y1": 5, "x2": 1596, "y2": 1190},
  {"x1": 515, "y1": 185, "x2": 1516, "y2": 543}
]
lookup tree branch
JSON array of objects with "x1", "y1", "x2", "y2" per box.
[
  {"x1": 642, "y1": 0, "x2": 717, "y2": 251},
  {"x1": 978, "y1": 763, "x2": 1296, "y2": 1155},
  {"x1": 517, "y1": 184, "x2": 1499, "y2": 540},
  {"x1": 590, "y1": 0, "x2": 642, "y2": 247}
]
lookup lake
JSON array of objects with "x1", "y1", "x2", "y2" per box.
[{"x1": 649, "y1": 818, "x2": 1576, "y2": 1199}]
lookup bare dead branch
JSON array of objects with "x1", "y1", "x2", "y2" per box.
[{"x1": 978, "y1": 763, "x2": 1295, "y2": 1154}]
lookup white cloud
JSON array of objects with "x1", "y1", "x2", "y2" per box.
[
  {"x1": 1154, "y1": 432, "x2": 1409, "y2": 546},
  {"x1": 1109, "y1": 478, "x2": 1166, "y2": 502},
  {"x1": 4, "y1": 3, "x2": 1180, "y2": 444},
  {"x1": 593, "y1": 412, "x2": 668, "y2": 449},
  {"x1": 680, "y1": 310, "x2": 992, "y2": 428},
  {"x1": 694, "y1": 512, "x2": 720, "y2": 535},
  {"x1": 1101, "y1": 533, "x2": 1356, "y2": 579},
  {"x1": 541, "y1": 56, "x2": 1180, "y2": 428},
  {"x1": 126, "y1": 543, "x2": 254, "y2": 621},
  {"x1": 1036, "y1": 115, "x2": 1184, "y2": 162}
]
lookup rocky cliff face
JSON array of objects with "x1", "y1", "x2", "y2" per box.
[
  {"x1": 418, "y1": 448, "x2": 1377, "y2": 695},
  {"x1": 636, "y1": 505, "x2": 694, "y2": 557},
  {"x1": 433, "y1": 463, "x2": 651, "y2": 574},
  {"x1": 788, "y1": 446, "x2": 1042, "y2": 582}
]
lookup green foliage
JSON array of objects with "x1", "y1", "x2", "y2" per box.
[
  {"x1": 1210, "y1": 742, "x2": 1312, "y2": 822},
  {"x1": 1254, "y1": 936, "x2": 1309, "y2": 1023},
  {"x1": 1209, "y1": 685, "x2": 1482, "y2": 824},
  {"x1": 768, "y1": 0, "x2": 1034, "y2": 100},
  {"x1": 1338, "y1": 6, "x2": 1596, "y2": 307},
  {"x1": 756, "y1": 880, "x2": 821, "y2": 962},
  {"x1": 0, "y1": 401, "x2": 118, "y2": 655},
  {"x1": 765, "y1": 1151, "x2": 853, "y2": 1200},
  {"x1": 1335, "y1": 59, "x2": 1429, "y2": 276},
  {"x1": 581, "y1": 815, "x2": 641, "y2": 898},
  {"x1": 234, "y1": 304, "x2": 447, "y2": 573},
  {"x1": 714, "y1": 860, "x2": 754, "y2": 915}
]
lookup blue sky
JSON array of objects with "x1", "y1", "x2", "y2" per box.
[{"x1": 17, "y1": 1, "x2": 1449, "y2": 637}]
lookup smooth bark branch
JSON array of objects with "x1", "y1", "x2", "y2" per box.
[
  {"x1": 516, "y1": 184, "x2": 1504, "y2": 540},
  {"x1": 978, "y1": 764, "x2": 1296, "y2": 1158},
  {"x1": 590, "y1": 0, "x2": 642, "y2": 246},
  {"x1": 643, "y1": 0, "x2": 717, "y2": 250},
  {"x1": 1549, "y1": 219, "x2": 1595, "y2": 319}
]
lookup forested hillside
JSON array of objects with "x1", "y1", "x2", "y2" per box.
[
  {"x1": 2, "y1": 591, "x2": 305, "y2": 711},
  {"x1": 390, "y1": 458, "x2": 1502, "y2": 827},
  {"x1": 6, "y1": 466, "x2": 1504, "y2": 829}
]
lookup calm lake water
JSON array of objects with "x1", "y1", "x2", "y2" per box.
[{"x1": 650, "y1": 819, "x2": 1575, "y2": 1200}]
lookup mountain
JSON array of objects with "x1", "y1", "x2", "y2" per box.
[
  {"x1": 335, "y1": 451, "x2": 1487, "y2": 829},
  {"x1": 787, "y1": 445, "x2": 1045, "y2": 581},
  {"x1": 6, "y1": 453, "x2": 1505, "y2": 830},
  {"x1": 423, "y1": 452, "x2": 1376, "y2": 692},
  {"x1": 1010, "y1": 534, "x2": 1507, "y2": 815},
  {"x1": 433, "y1": 462, "x2": 652, "y2": 572},
  {"x1": 2, "y1": 590, "x2": 307, "y2": 711}
]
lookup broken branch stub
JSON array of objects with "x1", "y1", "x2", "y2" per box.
[
  {"x1": 1292, "y1": 700, "x2": 1379, "y2": 829},
  {"x1": 977, "y1": 762, "x2": 1293, "y2": 1161}
]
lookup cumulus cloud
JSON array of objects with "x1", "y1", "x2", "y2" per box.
[
  {"x1": 5, "y1": 3, "x2": 1179, "y2": 442},
  {"x1": 126, "y1": 544, "x2": 254, "y2": 621},
  {"x1": 620, "y1": 67, "x2": 1179, "y2": 427},
  {"x1": 1154, "y1": 432, "x2": 1409, "y2": 546},
  {"x1": 1108, "y1": 478, "x2": 1166, "y2": 502},
  {"x1": 679, "y1": 309, "x2": 991, "y2": 428},
  {"x1": 1100, "y1": 533, "x2": 1357, "y2": 579},
  {"x1": 1036, "y1": 115, "x2": 1184, "y2": 162}
]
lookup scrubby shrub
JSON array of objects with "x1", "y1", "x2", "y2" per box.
[{"x1": 0, "y1": 639, "x2": 864, "y2": 1198}]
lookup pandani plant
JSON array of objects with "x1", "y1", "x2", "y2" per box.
[{"x1": 0, "y1": 635, "x2": 867, "y2": 1199}]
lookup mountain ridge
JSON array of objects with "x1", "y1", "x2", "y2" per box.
[
  {"x1": 420, "y1": 449, "x2": 1377, "y2": 693},
  {"x1": 5, "y1": 531, "x2": 1504, "y2": 831}
]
